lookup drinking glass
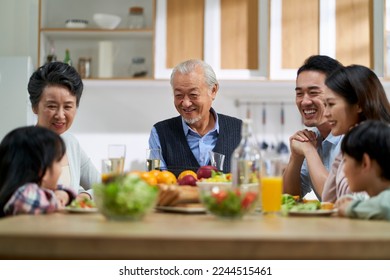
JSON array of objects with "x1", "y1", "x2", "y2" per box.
[
  {"x1": 101, "y1": 159, "x2": 115, "y2": 183},
  {"x1": 209, "y1": 151, "x2": 225, "y2": 172},
  {"x1": 261, "y1": 157, "x2": 284, "y2": 214},
  {"x1": 146, "y1": 148, "x2": 162, "y2": 171},
  {"x1": 108, "y1": 144, "x2": 126, "y2": 174}
]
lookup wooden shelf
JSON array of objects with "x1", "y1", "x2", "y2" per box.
[{"x1": 41, "y1": 28, "x2": 153, "y2": 40}]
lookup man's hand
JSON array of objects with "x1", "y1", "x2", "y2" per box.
[{"x1": 289, "y1": 129, "x2": 317, "y2": 157}]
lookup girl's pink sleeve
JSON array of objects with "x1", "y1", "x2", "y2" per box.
[{"x1": 5, "y1": 184, "x2": 59, "y2": 215}]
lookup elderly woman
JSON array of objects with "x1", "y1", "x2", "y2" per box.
[{"x1": 28, "y1": 62, "x2": 100, "y2": 200}]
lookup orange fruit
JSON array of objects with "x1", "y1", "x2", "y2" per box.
[
  {"x1": 156, "y1": 170, "x2": 177, "y2": 184},
  {"x1": 140, "y1": 171, "x2": 158, "y2": 186},
  {"x1": 178, "y1": 170, "x2": 197, "y2": 181},
  {"x1": 149, "y1": 169, "x2": 161, "y2": 179}
]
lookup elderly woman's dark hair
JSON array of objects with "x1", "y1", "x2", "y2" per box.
[
  {"x1": 28, "y1": 62, "x2": 83, "y2": 108},
  {"x1": 325, "y1": 65, "x2": 390, "y2": 123},
  {"x1": 341, "y1": 120, "x2": 390, "y2": 180},
  {"x1": 0, "y1": 126, "x2": 66, "y2": 217}
]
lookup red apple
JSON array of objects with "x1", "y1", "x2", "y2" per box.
[
  {"x1": 178, "y1": 174, "x2": 197, "y2": 186},
  {"x1": 196, "y1": 165, "x2": 218, "y2": 179}
]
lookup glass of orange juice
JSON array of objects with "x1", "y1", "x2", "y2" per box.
[{"x1": 261, "y1": 156, "x2": 284, "y2": 214}]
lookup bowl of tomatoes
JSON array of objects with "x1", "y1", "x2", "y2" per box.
[{"x1": 199, "y1": 182, "x2": 258, "y2": 219}]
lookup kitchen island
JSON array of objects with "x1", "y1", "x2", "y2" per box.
[{"x1": 0, "y1": 211, "x2": 389, "y2": 259}]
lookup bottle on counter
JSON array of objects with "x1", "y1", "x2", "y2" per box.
[
  {"x1": 127, "y1": 6, "x2": 145, "y2": 29},
  {"x1": 78, "y1": 57, "x2": 91, "y2": 79},
  {"x1": 46, "y1": 41, "x2": 57, "y2": 64},
  {"x1": 231, "y1": 118, "x2": 262, "y2": 210},
  {"x1": 63, "y1": 49, "x2": 72, "y2": 66}
]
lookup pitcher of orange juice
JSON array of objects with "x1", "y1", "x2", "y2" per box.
[{"x1": 261, "y1": 155, "x2": 285, "y2": 214}]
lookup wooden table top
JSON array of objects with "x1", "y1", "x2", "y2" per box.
[{"x1": 0, "y1": 210, "x2": 390, "y2": 259}]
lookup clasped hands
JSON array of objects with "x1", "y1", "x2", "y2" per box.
[{"x1": 289, "y1": 129, "x2": 318, "y2": 157}]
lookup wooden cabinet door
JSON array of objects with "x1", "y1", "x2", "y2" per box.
[
  {"x1": 336, "y1": 0, "x2": 373, "y2": 67},
  {"x1": 270, "y1": 0, "x2": 373, "y2": 79},
  {"x1": 220, "y1": 0, "x2": 259, "y2": 70},
  {"x1": 166, "y1": 0, "x2": 205, "y2": 68},
  {"x1": 156, "y1": 0, "x2": 265, "y2": 79}
]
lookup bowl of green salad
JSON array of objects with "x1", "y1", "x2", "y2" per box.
[{"x1": 93, "y1": 173, "x2": 158, "y2": 221}]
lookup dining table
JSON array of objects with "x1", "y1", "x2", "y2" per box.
[{"x1": 0, "y1": 209, "x2": 390, "y2": 260}]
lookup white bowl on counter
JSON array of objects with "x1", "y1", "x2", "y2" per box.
[{"x1": 93, "y1": 13, "x2": 121, "y2": 29}]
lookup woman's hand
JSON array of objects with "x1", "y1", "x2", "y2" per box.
[
  {"x1": 54, "y1": 190, "x2": 70, "y2": 207},
  {"x1": 76, "y1": 192, "x2": 92, "y2": 202}
]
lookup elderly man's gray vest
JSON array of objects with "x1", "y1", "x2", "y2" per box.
[{"x1": 154, "y1": 114, "x2": 242, "y2": 177}]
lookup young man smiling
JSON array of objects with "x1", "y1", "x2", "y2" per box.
[{"x1": 283, "y1": 55, "x2": 343, "y2": 200}]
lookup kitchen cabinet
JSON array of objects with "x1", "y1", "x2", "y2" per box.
[
  {"x1": 38, "y1": 0, "x2": 155, "y2": 79},
  {"x1": 270, "y1": 0, "x2": 376, "y2": 80},
  {"x1": 155, "y1": 0, "x2": 268, "y2": 79},
  {"x1": 385, "y1": 0, "x2": 390, "y2": 78},
  {"x1": 156, "y1": 0, "x2": 378, "y2": 80}
]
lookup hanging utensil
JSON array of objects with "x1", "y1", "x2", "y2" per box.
[
  {"x1": 261, "y1": 102, "x2": 269, "y2": 150},
  {"x1": 277, "y1": 102, "x2": 289, "y2": 154}
]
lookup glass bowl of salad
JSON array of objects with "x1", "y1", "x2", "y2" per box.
[
  {"x1": 199, "y1": 182, "x2": 258, "y2": 219},
  {"x1": 93, "y1": 173, "x2": 158, "y2": 221}
]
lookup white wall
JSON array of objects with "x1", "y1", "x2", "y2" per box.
[{"x1": 0, "y1": 0, "x2": 39, "y2": 68}]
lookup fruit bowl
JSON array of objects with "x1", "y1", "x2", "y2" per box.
[
  {"x1": 198, "y1": 182, "x2": 258, "y2": 219},
  {"x1": 93, "y1": 173, "x2": 158, "y2": 221},
  {"x1": 93, "y1": 13, "x2": 121, "y2": 29}
]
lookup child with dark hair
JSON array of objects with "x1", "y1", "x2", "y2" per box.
[
  {"x1": 337, "y1": 120, "x2": 390, "y2": 220},
  {"x1": 0, "y1": 126, "x2": 76, "y2": 217}
]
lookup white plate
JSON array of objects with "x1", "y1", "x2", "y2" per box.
[
  {"x1": 156, "y1": 205, "x2": 206, "y2": 214},
  {"x1": 64, "y1": 207, "x2": 98, "y2": 214},
  {"x1": 288, "y1": 209, "x2": 337, "y2": 217}
]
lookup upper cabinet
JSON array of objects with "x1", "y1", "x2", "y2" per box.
[
  {"x1": 155, "y1": 0, "x2": 268, "y2": 79},
  {"x1": 270, "y1": 0, "x2": 375, "y2": 79},
  {"x1": 38, "y1": 0, "x2": 385, "y2": 81},
  {"x1": 38, "y1": 0, "x2": 155, "y2": 80},
  {"x1": 156, "y1": 0, "x2": 381, "y2": 80}
]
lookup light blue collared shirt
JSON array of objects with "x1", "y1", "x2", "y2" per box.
[
  {"x1": 300, "y1": 128, "x2": 343, "y2": 200},
  {"x1": 148, "y1": 110, "x2": 220, "y2": 170}
]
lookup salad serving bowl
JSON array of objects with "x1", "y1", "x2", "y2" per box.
[
  {"x1": 93, "y1": 173, "x2": 158, "y2": 221},
  {"x1": 198, "y1": 182, "x2": 258, "y2": 219}
]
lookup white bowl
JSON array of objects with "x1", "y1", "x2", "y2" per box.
[
  {"x1": 65, "y1": 19, "x2": 88, "y2": 28},
  {"x1": 93, "y1": 13, "x2": 121, "y2": 30}
]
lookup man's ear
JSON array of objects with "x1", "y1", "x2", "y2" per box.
[{"x1": 211, "y1": 83, "x2": 218, "y2": 99}]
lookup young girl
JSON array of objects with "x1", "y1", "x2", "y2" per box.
[
  {"x1": 337, "y1": 120, "x2": 390, "y2": 220},
  {"x1": 0, "y1": 126, "x2": 76, "y2": 217}
]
